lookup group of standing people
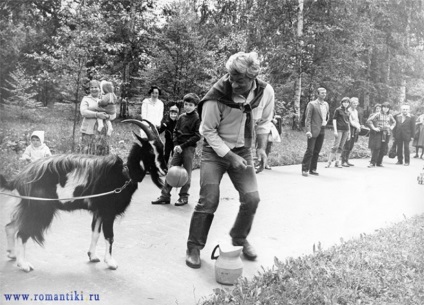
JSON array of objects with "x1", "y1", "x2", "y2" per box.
[
  {"x1": 367, "y1": 103, "x2": 420, "y2": 167},
  {"x1": 301, "y1": 90, "x2": 422, "y2": 175}
]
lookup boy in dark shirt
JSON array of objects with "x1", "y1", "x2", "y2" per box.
[
  {"x1": 158, "y1": 105, "x2": 179, "y2": 166},
  {"x1": 152, "y1": 93, "x2": 201, "y2": 206}
]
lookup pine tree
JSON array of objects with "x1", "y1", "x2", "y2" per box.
[{"x1": 3, "y1": 64, "x2": 39, "y2": 109}]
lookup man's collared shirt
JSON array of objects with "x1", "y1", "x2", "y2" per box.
[
  {"x1": 319, "y1": 101, "x2": 328, "y2": 126},
  {"x1": 401, "y1": 113, "x2": 410, "y2": 123},
  {"x1": 200, "y1": 82, "x2": 275, "y2": 157}
]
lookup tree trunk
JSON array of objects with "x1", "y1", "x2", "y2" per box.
[
  {"x1": 398, "y1": 2, "x2": 411, "y2": 107},
  {"x1": 363, "y1": 47, "x2": 372, "y2": 112},
  {"x1": 399, "y1": 79, "x2": 406, "y2": 105},
  {"x1": 385, "y1": 34, "x2": 391, "y2": 102},
  {"x1": 293, "y1": 0, "x2": 304, "y2": 130},
  {"x1": 71, "y1": 70, "x2": 81, "y2": 153}
]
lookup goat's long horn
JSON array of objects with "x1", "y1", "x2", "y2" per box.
[
  {"x1": 122, "y1": 119, "x2": 154, "y2": 141},
  {"x1": 141, "y1": 119, "x2": 160, "y2": 139}
]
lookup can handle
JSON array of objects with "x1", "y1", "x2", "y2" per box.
[{"x1": 211, "y1": 245, "x2": 220, "y2": 260}]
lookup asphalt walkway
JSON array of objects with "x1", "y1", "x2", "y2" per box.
[{"x1": 1, "y1": 157, "x2": 423, "y2": 305}]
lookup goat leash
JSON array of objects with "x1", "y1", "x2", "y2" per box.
[{"x1": 0, "y1": 179, "x2": 132, "y2": 201}]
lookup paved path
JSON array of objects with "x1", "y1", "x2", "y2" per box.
[{"x1": 1, "y1": 157, "x2": 423, "y2": 305}]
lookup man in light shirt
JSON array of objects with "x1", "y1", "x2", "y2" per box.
[{"x1": 185, "y1": 52, "x2": 275, "y2": 269}]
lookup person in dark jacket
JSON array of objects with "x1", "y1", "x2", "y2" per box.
[
  {"x1": 393, "y1": 104, "x2": 416, "y2": 166},
  {"x1": 152, "y1": 93, "x2": 201, "y2": 206},
  {"x1": 158, "y1": 105, "x2": 179, "y2": 166},
  {"x1": 325, "y1": 97, "x2": 351, "y2": 168}
]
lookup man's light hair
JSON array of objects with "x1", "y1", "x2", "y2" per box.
[
  {"x1": 226, "y1": 52, "x2": 260, "y2": 79},
  {"x1": 317, "y1": 87, "x2": 326, "y2": 93},
  {"x1": 350, "y1": 97, "x2": 359, "y2": 103}
]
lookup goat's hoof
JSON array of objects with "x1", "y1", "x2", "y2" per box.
[
  {"x1": 7, "y1": 250, "x2": 16, "y2": 260},
  {"x1": 105, "y1": 258, "x2": 118, "y2": 270},
  {"x1": 17, "y1": 261, "x2": 34, "y2": 272},
  {"x1": 88, "y1": 252, "x2": 100, "y2": 263}
]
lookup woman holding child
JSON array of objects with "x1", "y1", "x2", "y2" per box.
[
  {"x1": 78, "y1": 80, "x2": 111, "y2": 155},
  {"x1": 366, "y1": 102, "x2": 396, "y2": 167}
]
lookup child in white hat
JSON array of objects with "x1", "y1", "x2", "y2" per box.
[{"x1": 21, "y1": 131, "x2": 52, "y2": 162}]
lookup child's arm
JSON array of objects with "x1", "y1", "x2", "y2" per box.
[
  {"x1": 98, "y1": 94, "x2": 110, "y2": 107},
  {"x1": 20, "y1": 146, "x2": 31, "y2": 161},
  {"x1": 173, "y1": 119, "x2": 181, "y2": 147},
  {"x1": 44, "y1": 145, "x2": 52, "y2": 157},
  {"x1": 158, "y1": 120, "x2": 167, "y2": 134}
]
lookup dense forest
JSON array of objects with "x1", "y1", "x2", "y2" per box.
[{"x1": 1, "y1": 0, "x2": 424, "y2": 121}]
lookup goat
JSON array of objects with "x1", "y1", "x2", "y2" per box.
[{"x1": 0, "y1": 119, "x2": 167, "y2": 272}]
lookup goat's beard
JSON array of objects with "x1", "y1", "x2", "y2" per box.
[{"x1": 149, "y1": 167, "x2": 164, "y2": 189}]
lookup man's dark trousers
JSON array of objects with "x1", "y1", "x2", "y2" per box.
[
  {"x1": 302, "y1": 127, "x2": 325, "y2": 172},
  {"x1": 394, "y1": 114, "x2": 415, "y2": 164},
  {"x1": 396, "y1": 139, "x2": 411, "y2": 164}
]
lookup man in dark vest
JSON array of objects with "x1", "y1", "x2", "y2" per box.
[{"x1": 185, "y1": 52, "x2": 275, "y2": 268}]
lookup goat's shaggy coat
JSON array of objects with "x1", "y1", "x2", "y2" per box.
[{"x1": 1, "y1": 119, "x2": 167, "y2": 272}]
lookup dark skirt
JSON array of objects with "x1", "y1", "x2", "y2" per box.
[
  {"x1": 368, "y1": 130, "x2": 390, "y2": 152},
  {"x1": 413, "y1": 125, "x2": 424, "y2": 148},
  {"x1": 77, "y1": 121, "x2": 110, "y2": 156}
]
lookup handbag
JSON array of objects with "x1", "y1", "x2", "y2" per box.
[
  {"x1": 388, "y1": 140, "x2": 397, "y2": 158},
  {"x1": 269, "y1": 124, "x2": 281, "y2": 143}
]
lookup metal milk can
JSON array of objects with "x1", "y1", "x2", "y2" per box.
[{"x1": 211, "y1": 244, "x2": 243, "y2": 285}]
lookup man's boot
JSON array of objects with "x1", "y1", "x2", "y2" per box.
[
  {"x1": 230, "y1": 195, "x2": 259, "y2": 261},
  {"x1": 186, "y1": 212, "x2": 214, "y2": 268},
  {"x1": 185, "y1": 248, "x2": 201, "y2": 269}
]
